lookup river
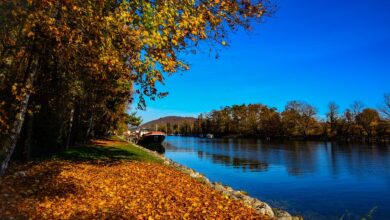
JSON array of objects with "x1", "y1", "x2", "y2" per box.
[{"x1": 162, "y1": 136, "x2": 390, "y2": 220}]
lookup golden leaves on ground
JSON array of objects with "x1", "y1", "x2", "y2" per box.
[
  {"x1": 92, "y1": 139, "x2": 128, "y2": 147},
  {"x1": 0, "y1": 161, "x2": 266, "y2": 219}
]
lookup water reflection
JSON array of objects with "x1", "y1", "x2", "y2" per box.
[
  {"x1": 140, "y1": 143, "x2": 165, "y2": 154},
  {"x1": 197, "y1": 150, "x2": 269, "y2": 172},
  {"x1": 164, "y1": 138, "x2": 390, "y2": 177},
  {"x1": 163, "y1": 137, "x2": 390, "y2": 219}
]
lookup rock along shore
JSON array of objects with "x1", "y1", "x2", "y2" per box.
[{"x1": 131, "y1": 142, "x2": 303, "y2": 220}]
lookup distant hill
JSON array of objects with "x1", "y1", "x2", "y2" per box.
[{"x1": 140, "y1": 116, "x2": 197, "y2": 130}]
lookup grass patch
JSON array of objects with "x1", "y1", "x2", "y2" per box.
[{"x1": 54, "y1": 137, "x2": 163, "y2": 164}]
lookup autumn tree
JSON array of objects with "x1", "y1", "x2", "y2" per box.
[
  {"x1": 254, "y1": 105, "x2": 281, "y2": 137},
  {"x1": 351, "y1": 101, "x2": 365, "y2": 119},
  {"x1": 380, "y1": 94, "x2": 390, "y2": 119},
  {"x1": 335, "y1": 109, "x2": 354, "y2": 139},
  {"x1": 0, "y1": 0, "x2": 270, "y2": 175},
  {"x1": 356, "y1": 108, "x2": 380, "y2": 139},
  {"x1": 326, "y1": 102, "x2": 339, "y2": 137},
  {"x1": 196, "y1": 100, "x2": 388, "y2": 141},
  {"x1": 282, "y1": 101, "x2": 317, "y2": 137}
]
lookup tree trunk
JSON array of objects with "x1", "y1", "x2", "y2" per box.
[
  {"x1": 0, "y1": 56, "x2": 38, "y2": 176},
  {"x1": 66, "y1": 108, "x2": 75, "y2": 150},
  {"x1": 0, "y1": 70, "x2": 37, "y2": 176},
  {"x1": 22, "y1": 114, "x2": 33, "y2": 161},
  {"x1": 84, "y1": 112, "x2": 94, "y2": 143}
]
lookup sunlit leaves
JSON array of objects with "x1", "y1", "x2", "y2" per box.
[
  {"x1": 0, "y1": 0, "x2": 269, "y2": 146},
  {"x1": 1, "y1": 0, "x2": 268, "y2": 108},
  {"x1": 0, "y1": 160, "x2": 265, "y2": 219}
]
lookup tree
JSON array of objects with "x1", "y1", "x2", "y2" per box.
[
  {"x1": 258, "y1": 106, "x2": 282, "y2": 137},
  {"x1": 326, "y1": 102, "x2": 339, "y2": 137},
  {"x1": 379, "y1": 93, "x2": 390, "y2": 119},
  {"x1": 282, "y1": 101, "x2": 317, "y2": 137},
  {"x1": 281, "y1": 106, "x2": 301, "y2": 136},
  {"x1": 124, "y1": 112, "x2": 143, "y2": 128},
  {"x1": 356, "y1": 108, "x2": 380, "y2": 139},
  {"x1": 351, "y1": 101, "x2": 365, "y2": 119},
  {"x1": 166, "y1": 122, "x2": 172, "y2": 135},
  {"x1": 0, "y1": 0, "x2": 270, "y2": 175},
  {"x1": 336, "y1": 109, "x2": 354, "y2": 139},
  {"x1": 194, "y1": 100, "x2": 388, "y2": 141}
]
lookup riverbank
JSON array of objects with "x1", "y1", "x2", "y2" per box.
[
  {"x1": 0, "y1": 138, "x2": 296, "y2": 219},
  {"x1": 134, "y1": 140, "x2": 301, "y2": 220}
]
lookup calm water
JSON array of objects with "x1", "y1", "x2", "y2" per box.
[{"x1": 162, "y1": 136, "x2": 390, "y2": 220}]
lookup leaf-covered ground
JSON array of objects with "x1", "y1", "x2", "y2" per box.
[{"x1": 0, "y1": 139, "x2": 266, "y2": 219}]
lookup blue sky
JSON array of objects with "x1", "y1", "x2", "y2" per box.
[{"x1": 135, "y1": 0, "x2": 390, "y2": 123}]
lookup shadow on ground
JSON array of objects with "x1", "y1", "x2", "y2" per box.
[
  {"x1": 58, "y1": 145, "x2": 138, "y2": 163},
  {"x1": 53, "y1": 138, "x2": 161, "y2": 165}
]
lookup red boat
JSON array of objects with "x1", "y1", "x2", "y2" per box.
[{"x1": 137, "y1": 130, "x2": 166, "y2": 145}]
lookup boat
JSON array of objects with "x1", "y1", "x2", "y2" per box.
[
  {"x1": 137, "y1": 129, "x2": 166, "y2": 145},
  {"x1": 206, "y1": 133, "x2": 214, "y2": 139}
]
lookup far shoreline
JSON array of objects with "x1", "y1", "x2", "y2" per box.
[{"x1": 164, "y1": 133, "x2": 390, "y2": 144}]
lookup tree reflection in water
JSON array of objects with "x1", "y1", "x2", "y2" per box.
[
  {"x1": 140, "y1": 143, "x2": 165, "y2": 154},
  {"x1": 197, "y1": 151, "x2": 269, "y2": 172},
  {"x1": 163, "y1": 136, "x2": 390, "y2": 219},
  {"x1": 165, "y1": 137, "x2": 390, "y2": 177}
]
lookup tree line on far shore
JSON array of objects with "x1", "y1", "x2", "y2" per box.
[{"x1": 157, "y1": 95, "x2": 390, "y2": 142}]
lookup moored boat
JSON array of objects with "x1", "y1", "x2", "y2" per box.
[
  {"x1": 137, "y1": 130, "x2": 166, "y2": 145},
  {"x1": 206, "y1": 133, "x2": 214, "y2": 139}
]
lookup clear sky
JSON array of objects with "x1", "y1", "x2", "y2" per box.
[{"x1": 135, "y1": 0, "x2": 390, "y2": 123}]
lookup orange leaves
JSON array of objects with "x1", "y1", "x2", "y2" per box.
[
  {"x1": 27, "y1": 31, "x2": 35, "y2": 38},
  {"x1": 0, "y1": 160, "x2": 266, "y2": 219},
  {"x1": 0, "y1": 0, "x2": 270, "y2": 133},
  {"x1": 72, "y1": 5, "x2": 79, "y2": 11},
  {"x1": 10, "y1": 83, "x2": 33, "y2": 102},
  {"x1": 171, "y1": 38, "x2": 178, "y2": 46}
]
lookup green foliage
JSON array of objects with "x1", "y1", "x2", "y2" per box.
[{"x1": 125, "y1": 112, "x2": 142, "y2": 127}]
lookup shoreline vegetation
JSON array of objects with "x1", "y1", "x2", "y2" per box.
[
  {"x1": 0, "y1": 137, "x2": 298, "y2": 219},
  {"x1": 151, "y1": 99, "x2": 390, "y2": 143}
]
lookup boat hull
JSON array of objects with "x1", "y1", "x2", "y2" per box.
[{"x1": 137, "y1": 134, "x2": 166, "y2": 145}]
